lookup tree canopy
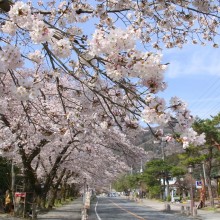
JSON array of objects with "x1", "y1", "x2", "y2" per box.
[{"x1": 1, "y1": 0, "x2": 219, "y2": 194}]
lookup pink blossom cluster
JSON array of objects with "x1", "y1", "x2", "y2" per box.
[
  {"x1": 89, "y1": 28, "x2": 135, "y2": 56},
  {"x1": 28, "y1": 50, "x2": 43, "y2": 64},
  {"x1": 30, "y1": 20, "x2": 54, "y2": 43},
  {"x1": 51, "y1": 38, "x2": 71, "y2": 58},
  {"x1": 142, "y1": 95, "x2": 205, "y2": 145},
  {"x1": 0, "y1": 45, "x2": 23, "y2": 70},
  {"x1": 142, "y1": 96, "x2": 170, "y2": 126}
]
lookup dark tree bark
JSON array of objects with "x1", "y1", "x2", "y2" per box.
[
  {"x1": 48, "y1": 168, "x2": 66, "y2": 209},
  {"x1": 205, "y1": 147, "x2": 214, "y2": 207}
]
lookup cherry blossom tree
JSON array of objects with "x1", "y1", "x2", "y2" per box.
[
  {"x1": 1, "y1": 0, "x2": 217, "y2": 201},
  {"x1": 0, "y1": 66, "x2": 145, "y2": 208},
  {"x1": 0, "y1": 0, "x2": 208, "y2": 144}
]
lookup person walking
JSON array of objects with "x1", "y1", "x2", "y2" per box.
[{"x1": 4, "y1": 190, "x2": 11, "y2": 213}]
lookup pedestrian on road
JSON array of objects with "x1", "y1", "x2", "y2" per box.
[{"x1": 4, "y1": 190, "x2": 11, "y2": 213}]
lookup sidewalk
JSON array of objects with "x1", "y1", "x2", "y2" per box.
[
  {"x1": 135, "y1": 198, "x2": 220, "y2": 220},
  {"x1": 38, "y1": 197, "x2": 83, "y2": 220},
  {"x1": 0, "y1": 197, "x2": 83, "y2": 220}
]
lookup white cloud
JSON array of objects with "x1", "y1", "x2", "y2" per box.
[{"x1": 163, "y1": 44, "x2": 220, "y2": 78}]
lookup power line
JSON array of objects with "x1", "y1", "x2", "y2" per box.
[
  {"x1": 189, "y1": 76, "x2": 220, "y2": 111},
  {"x1": 201, "y1": 102, "x2": 220, "y2": 119},
  {"x1": 188, "y1": 75, "x2": 220, "y2": 119}
]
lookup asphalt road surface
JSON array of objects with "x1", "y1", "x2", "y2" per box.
[{"x1": 89, "y1": 197, "x2": 193, "y2": 220}]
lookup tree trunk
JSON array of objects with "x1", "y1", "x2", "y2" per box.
[
  {"x1": 40, "y1": 190, "x2": 48, "y2": 209},
  {"x1": 205, "y1": 148, "x2": 214, "y2": 207},
  {"x1": 61, "y1": 182, "x2": 69, "y2": 202},
  {"x1": 197, "y1": 175, "x2": 206, "y2": 209},
  {"x1": 206, "y1": 177, "x2": 214, "y2": 207},
  {"x1": 48, "y1": 188, "x2": 57, "y2": 209},
  {"x1": 48, "y1": 169, "x2": 67, "y2": 208}
]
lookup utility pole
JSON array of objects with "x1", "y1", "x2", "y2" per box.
[
  {"x1": 161, "y1": 138, "x2": 166, "y2": 200},
  {"x1": 188, "y1": 165, "x2": 194, "y2": 215}
]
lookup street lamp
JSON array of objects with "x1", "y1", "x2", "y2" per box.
[
  {"x1": 188, "y1": 164, "x2": 193, "y2": 174},
  {"x1": 188, "y1": 165, "x2": 194, "y2": 215}
]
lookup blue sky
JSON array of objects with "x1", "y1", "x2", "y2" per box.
[{"x1": 161, "y1": 44, "x2": 220, "y2": 119}]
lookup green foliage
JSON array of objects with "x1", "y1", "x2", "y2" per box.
[
  {"x1": 144, "y1": 159, "x2": 174, "y2": 178},
  {"x1": 178, "y1": 114, "x2": 220, "y2": 180},
  {"x1": 193, "y1": 115, "x2": 220, "y2": 146},
  {"x1": 0, "y1": 157, "x2": 22, "y2": 200},
  {"x1": 178, "y1": 145, "x2": 206, "y2": 167},
  {"x1": 114, "y1": 155, "x2": 188, "y2": 199},
  {"x1": 113, "y1": 174, "x2": 142, "y2": 192},
  {"x1": 170, "y1": 166, "x2": 185, "y2": 177},
  {"x1": 148, "y1": 185, "x2": 161, "y2": 198},
  {"x1": 166, "y1": 195, "x2": 171, "y2": 202},
  {"x1": 142, "y1": 159, "x2": 171, "y2": 198},
  {"x1": 193, "y1": 115, "x2": 220, "y2": 159},
  {"x1": 0, "y1": 157, "x2": 11, "y2": 194}
]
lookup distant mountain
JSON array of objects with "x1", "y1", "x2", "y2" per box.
[{"x1": 134, "y1": 127, "x2": 184, "y2": 161}]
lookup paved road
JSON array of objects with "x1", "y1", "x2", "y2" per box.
[{"x1": 89, "y1": 197, "x2": 193, "y2": 220}]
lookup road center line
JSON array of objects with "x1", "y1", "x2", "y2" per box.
[
  {"x1": 109, "y1": 200, "x2": 146, "y2": 220},
  {"x1": 95, "y1": 200, "x2": 102, "y2": 220}
]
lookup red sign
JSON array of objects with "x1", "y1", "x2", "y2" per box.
[{"x1": 15, "y1": 192, "x2": 26, "y2": 197}]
